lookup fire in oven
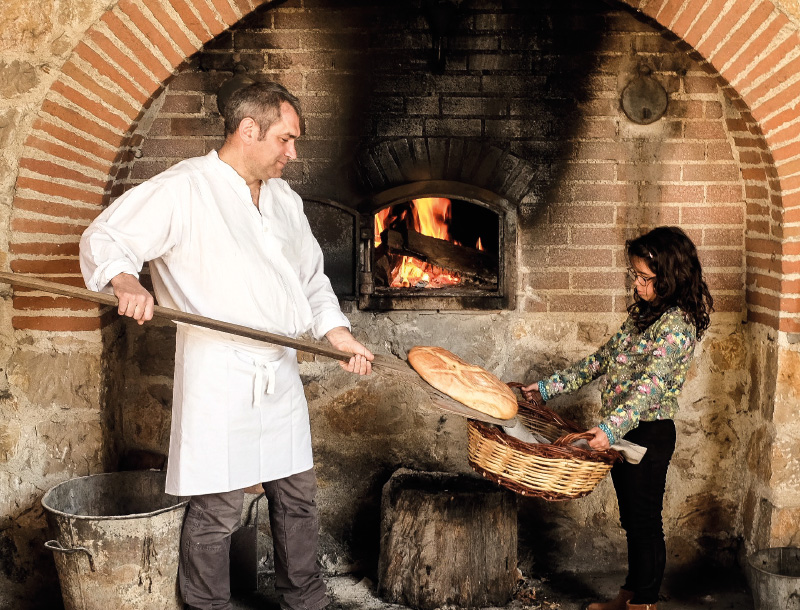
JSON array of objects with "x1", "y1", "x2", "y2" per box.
[{"x1": 358, "y1": 181, "x2": 516, "y2": 311}]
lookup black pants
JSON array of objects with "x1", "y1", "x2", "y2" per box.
[{"x1": 611, "y1": 419, "x2": 676, "y2": 605}]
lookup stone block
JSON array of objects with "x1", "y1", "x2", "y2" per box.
[
  {"x1": 355, "y1": 150, "x2": 384, "y2": 191},
  {"x1": 504, "y1": 162, "x2": 537, "y2": 203},
  {"x1": 427, "y1": 138, "x2": 447, "y2": 179},
  {"x1": 749, "y1": 331, "x2": 778, "y2": 416},
  {"x1": 425, "y1": 118, "x2": 481, "y2": 137},
  {"x1": 746, "y1": 425, "x2": 774, "y2": 483},
  {"x1": 705, "y1": 331, "x2": 747, "y2": 373},
  {"x1": 131, "y1": 322, "x2": 176, "y2": 377},
  {"x1": 123, "y1": 392, "x2": 171, "y2": 451},
  {"x1": 444, "y1": 138, "x2": 465, "y2": 180},
  {"x1": 0, "y1": 0, "x2": 54, "y2": 53},
  {"x1": 441, "y1": 96, "x2": 507, "y2": 117},
  {"x1": 36, "y1": 416, "x2": 104, "y2": 476},
  {"x1": 770, "y1": 506, "x2": 800, "y2": 547},
  {"x1": 389, "y1": 139, "x2": 415, "y2": 181},
  {"x1": 675, "y1": 492, "x2": 735, "y2": 534},
  {"x1": 770, "y1": 432, "x2": 800, "y2": 497},
  {"x1": 376, "y1": 118, "x2": 423, "y2": 138},
  {"x1": 773, "y1": 348, "x2": 800, "y2": 425},
  {"x1": 406, "y1": 96, "x2": 439, "y2": 116},
  {"x1": 8, "y1": 349, "x2": 101, "y2": 411},
  {"x1": 374, "y1": 141, "x2": 404, "y2": 185},
  {"x1": 468, "y1": 53, "x2": 530, "y2": 72},
  {"x1": 0, "y1": 109, "x2": 19, "y2": 149},
  {"x1": 742, "y1": 487, "x2": 758, "y2": 543},
  {"x1": 320, "y1": 384, "x2": 410, "y2": 439},
  {"x1": 0, "y1": 421, "x2": 20, "y2": 462},
  {"x1": 577, "y1": 322, "x2": 612, "y2": 346},
  {"x1": 0, "y1": 61, "x2": 37, "y2": 97}
]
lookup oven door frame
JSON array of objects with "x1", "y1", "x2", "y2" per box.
[{"x1": 357, "y1": 180, "x2": 517, "y2": 311}]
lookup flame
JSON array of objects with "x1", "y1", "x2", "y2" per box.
[
  {"x1": 415, "y1": 197, "x2": 451, "y2": 241},
  {"x1": 374, "y1": 198, "x2": 461, "y2": 288},
  {"x1": 375, "y1": 208, "x2": 389, "y2": 246},
  {"x1": 476, "y1": 237, "x2": 483, "y2": 251}
]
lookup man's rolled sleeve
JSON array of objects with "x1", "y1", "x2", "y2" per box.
[
  {"x1": 312, "y1": 310, "x2": 351, "y2": 341},
  {"x1": 83, "y1": 259, "x2": 140, "y2": 294}
]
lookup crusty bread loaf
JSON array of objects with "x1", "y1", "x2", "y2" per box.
[{"x1": 408, "y1": 346, "x2": 518, "y2": 420}]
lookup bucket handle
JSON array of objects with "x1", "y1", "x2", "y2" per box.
[
  {"x1": 45, "y1": 540, "x2": 96, "y2": 572},
  {"x1": 243, "y1": 492, "x2": 265, "y2": 528}
]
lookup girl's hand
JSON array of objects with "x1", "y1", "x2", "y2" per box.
[
  {"x1": 586, "y1": 426, "x2": 610, "y2": 450},
  {"x1": 520, "y1": 383, "x2": 544, "y2": 405}
]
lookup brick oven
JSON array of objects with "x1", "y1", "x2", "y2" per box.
[
  {"x1": 309, "y1": 173, "x2": 517, "y2": 311},
  {"x1": 5, "y1": 0, "x2": 800, "y2": 607}
]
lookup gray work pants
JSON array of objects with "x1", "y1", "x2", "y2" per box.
[{"x1": 179, "y1": 468, "x2": 328, "y2": 610}]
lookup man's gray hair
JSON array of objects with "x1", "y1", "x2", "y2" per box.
[{"x1": 222, "y1": 81, "x2": 302, "y2": 138}]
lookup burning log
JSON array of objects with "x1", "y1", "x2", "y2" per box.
[
  {"x1": 377, "y1": 469, "x2": 517, "y2": 610},
  {"x1": 382, "y1": 226, "x2": 498, "y2": 285}
]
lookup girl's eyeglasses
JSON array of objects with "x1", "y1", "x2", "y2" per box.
[{"x1": 627, "y1": 268, "x2": 656, "y2": 285}]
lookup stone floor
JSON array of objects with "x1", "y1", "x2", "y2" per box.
[{"x1": 230, "y1": 567, "x2": 755, "y2": 610}]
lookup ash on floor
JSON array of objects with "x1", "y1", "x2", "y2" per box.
[{"x1": 231, "y1": 567, "x2": 754, "y2": 610}]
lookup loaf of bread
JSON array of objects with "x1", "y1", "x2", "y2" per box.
[{"x1": 408, "y1": 346, "x2": 518, "y2": 420}]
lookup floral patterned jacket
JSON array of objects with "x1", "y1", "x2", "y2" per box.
[{"x1": 537, "y1": 307, "x2": 696, "y2": 445}]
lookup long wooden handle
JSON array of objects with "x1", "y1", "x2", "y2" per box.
[
  {"x1": 0, "y1": 271, "x2": 515, "y2": 424},
  {"x1": 0, "y1": 271, "x2": 411, "y2": 374}
]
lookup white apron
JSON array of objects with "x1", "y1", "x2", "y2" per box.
[{"x1": 165, "y1": 324, "x2": 313, "y2": 497}]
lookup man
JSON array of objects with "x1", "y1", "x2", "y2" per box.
[{"x1": 80, "y1": 81, "x2": 373, "y2": 610}]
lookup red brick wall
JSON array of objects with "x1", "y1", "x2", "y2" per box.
[
  {"x1": 7, "y1": 0, "x2": 800, "y2": 331},
  {"x1": 633, "y1": 0, "x2": 800, "y2": 332},
  {"x1": 119, "y1": 1, "x2": 749, "y2": 317}
]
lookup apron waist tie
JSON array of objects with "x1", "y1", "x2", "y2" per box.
[{"x1": 253, "y1": 360, "x2": 277, "y2": 407}]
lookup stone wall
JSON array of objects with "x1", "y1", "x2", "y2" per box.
[{"x1": 1, "y1": 0, "x2": 119, "y2": 605}]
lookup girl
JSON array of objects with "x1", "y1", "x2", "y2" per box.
[{"x1": 522, "y1": 226, "x2": 713, "y2": 610}]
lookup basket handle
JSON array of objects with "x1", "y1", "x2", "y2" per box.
[
  {"x1": 506, "y1": 382, "x2": 583, "y2": 433},
  {"x1": 45, "y1": 540, "x2": 96, "y2": 572},
  {"x1": 506, "y1": 381, "x2": 539, "y2": 402},
  {"x1": 552, "y1": 431, "x2": 594, "y2": 447}
]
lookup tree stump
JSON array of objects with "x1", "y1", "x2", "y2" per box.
[{"x1": 377, "y1": 469, "x2": 517, "y2": 610}]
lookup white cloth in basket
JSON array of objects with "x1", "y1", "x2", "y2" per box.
[
  {"x1": 501, "y1": 421, "x2": 551, "y2": 445},
  {"x1": 501, "y1": 423, "x2": 647, "y2": 464}
]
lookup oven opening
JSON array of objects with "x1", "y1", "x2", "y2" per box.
[
  {"x1": 358, "y1": 181, "x2": 516, "y2": 311},
  {"x1": 373, "y1": 196, "x2": 500, "y2": 292}
]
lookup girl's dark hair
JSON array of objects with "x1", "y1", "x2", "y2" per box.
[{"x1": 626, "y1": 226, "x2": 714, "y2": 339}]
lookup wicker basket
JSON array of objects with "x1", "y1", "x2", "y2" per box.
[{"x1": 467, "y1": 383, "x2": 622, "y2": 501}]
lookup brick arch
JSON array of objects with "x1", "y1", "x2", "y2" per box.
[
  {"x1": 620, "y1": 0, "x2": 800, "y2": 333},
  {"x1": 8, "y1": 0, "x2": 800, "y2": 332},
  {"x1": 355, "y1": 138, "x2": 538, "y2": 206},
  {"x1": 8, "y1": 0, "x2": 272, "y2": 331}
]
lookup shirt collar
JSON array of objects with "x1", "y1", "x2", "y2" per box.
[{"x1": 207, "y1": 150, "x2": 249, "y2": 187}]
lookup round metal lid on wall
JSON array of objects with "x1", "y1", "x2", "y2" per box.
[{"x1": 621, "y1": 65, "x2": 668, "y2": 125}]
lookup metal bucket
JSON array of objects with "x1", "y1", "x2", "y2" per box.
[
  {"x1": 42, "y1": 470, "x2": 189, "y2": 610},
  {"x1": 747, "y1": 547, "x2": 800, "y2": 610}
]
